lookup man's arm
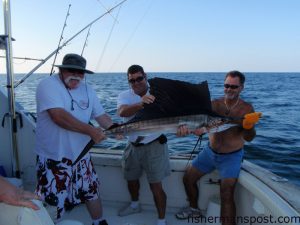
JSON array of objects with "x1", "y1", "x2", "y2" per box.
[
  {"x1": 47, "y1": 108, "x2": 105, "y2": 143},
  {"x1": 0, "y1": 176, "x2": 40, "y2": 210},
  {"x1": 242, "y1": 106, "x2": 259, "y2": 142},
  {"x1": 118, "y1": 103, "x2": 144, "y2": 117},
  {"x1": 118, "y1": 94, "x2": 155, "y2": 117},
  {"x1": 94, "y1": 113, "x2": 113, "y2": 129},
  {"x1": 243, "y1": 127, "x2": 256, "y2": 142}
]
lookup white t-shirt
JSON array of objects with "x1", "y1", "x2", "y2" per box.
[
  {"x1": 117, "y1": 89, "x2": 160, "y2": 143},
  {"x1": 35, "y1": 74, "x2": 105, "y2": 161}
]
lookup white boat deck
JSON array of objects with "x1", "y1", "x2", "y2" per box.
[{"x1": 61, "y1": 202, "x2": 206, "y2": 225}]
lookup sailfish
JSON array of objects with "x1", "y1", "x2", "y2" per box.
[{"x1": 73, "y1": 77, "x2": 241, "y2": 165}]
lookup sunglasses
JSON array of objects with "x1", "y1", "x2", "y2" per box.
[
  {"x1": 224, "y1": 84, "x2": 240, "y2": 89},
  {"x1": 128, "y1": 76, "x2": 145, "y2": 84}
]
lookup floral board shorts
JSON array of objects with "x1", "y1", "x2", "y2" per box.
[{"x1": 35, "y1": 154, "x2": 100, "y2": 219}]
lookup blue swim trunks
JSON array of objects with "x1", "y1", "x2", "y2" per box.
[{"x1": 192, "y1": 144, "x2": 244, "y2": 179}]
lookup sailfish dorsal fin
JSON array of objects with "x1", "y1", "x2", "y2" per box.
[{"x1": 130, "y1": 77, "x2": 213, "y2": 122}]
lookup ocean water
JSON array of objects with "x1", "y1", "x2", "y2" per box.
[{"x1": 1, "y1": 72, "x2": 300, "y2": 187}]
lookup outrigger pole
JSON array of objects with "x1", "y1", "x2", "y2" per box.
[
  {"x1": 2, "y1": 0, "x2": 21, "y2": 177},
  {"x1": 14, "y1": 0, "x2": 128, "y2": 88}
]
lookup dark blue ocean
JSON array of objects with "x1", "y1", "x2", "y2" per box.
[{"x1": 1, "y1": 72, "x2": 300, "y2": 187}]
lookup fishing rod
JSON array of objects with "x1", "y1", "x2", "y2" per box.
[
  {"x1": 49, "y1": 4, "x2": 71, "y2": 76},
  {"x1": 14, "y1": 0, "x2": 128, "y2": 88},
  {"x1": 81, "y1": 25, "x2": 92, "y2": 56}
]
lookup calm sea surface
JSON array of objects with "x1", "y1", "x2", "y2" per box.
[{"x1": 1, "y1": 72, "x2": 300, "y2": 186}]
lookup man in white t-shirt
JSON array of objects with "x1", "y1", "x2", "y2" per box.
[
  {"x1": 117, "y1": 65, "x2": 170, "y2": 225},
  {"x1": 35, "y1": 53, "x2": 112, "y2": 225}
]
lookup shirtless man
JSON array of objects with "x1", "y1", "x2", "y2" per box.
[{"x1": 175, "y1": 71, "x2": 259, "y2": 225}]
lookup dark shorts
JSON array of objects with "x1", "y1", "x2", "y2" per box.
[
  {"x1": 35, "y1": 154, "x2": 100, "y2": 219},
  {"x1": 192, "y1": 144, "x2": 244, "y2": 179}
]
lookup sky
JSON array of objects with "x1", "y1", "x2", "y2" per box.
[{"x1": 1, "y1": 0, "x2": 300, "y2": 73}]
